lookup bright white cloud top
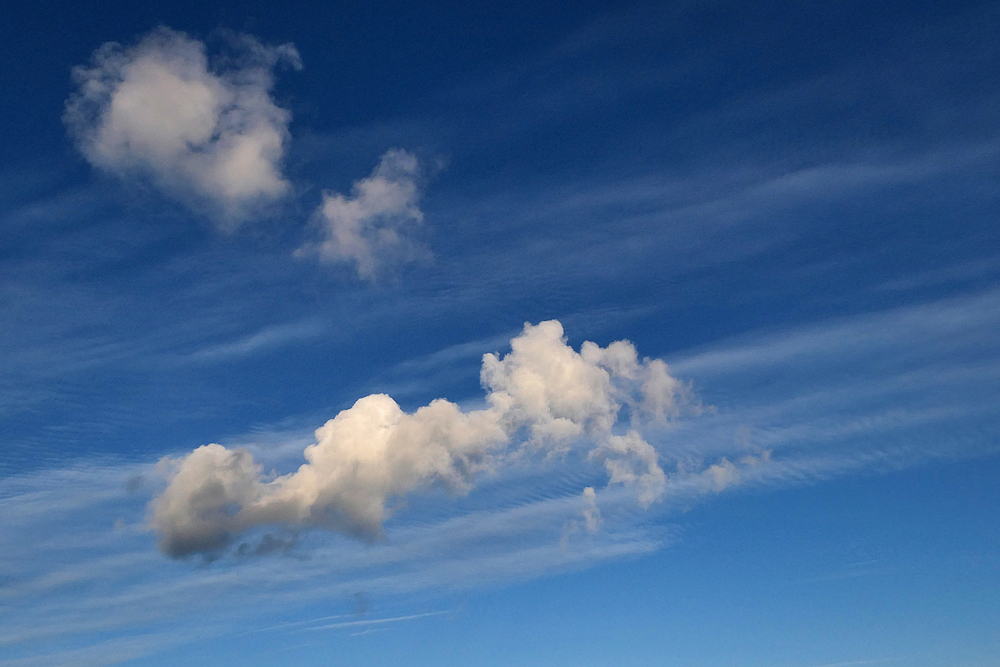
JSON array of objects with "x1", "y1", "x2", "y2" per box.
[
  {"x1": 152, "y1": 320, "x2": 684, "y2": 557},
  {"x1": 64, "y1": 27, "x2": 300, "y2": 225}
]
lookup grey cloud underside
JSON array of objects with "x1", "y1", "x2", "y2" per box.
[{"x1": 150, "y1": 320, "x2": 689, "y2": 557}]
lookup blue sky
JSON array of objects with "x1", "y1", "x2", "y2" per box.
[{"x1": 2, "y1": 0, "x2": 999, "y2": 665}]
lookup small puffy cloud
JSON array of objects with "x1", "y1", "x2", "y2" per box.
[
  {"x1": 706, "y1": 457, "x2": 740, "y2": 491},
  {"x1": 150, "y1": 320, "x2": 687, "y2": 558},
  {"x1": 560, "y1": 486, "x2": 603, "y2": 548},
  {"x1": 704, "y1": 449, "x2": 772, "y2": 492},
  {"x1": 581, "y1": 486, "x2": 602, "y2": 534},
  {"x1": 64, "y1": 27, "x2": 300, "y2": 226},
  {"x1": 299, "y1": 150, "x2": 428, "y2": 279}
]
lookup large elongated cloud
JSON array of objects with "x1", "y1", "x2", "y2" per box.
[
  {"x1": 151, "y1": 320, "x2": 685, "y2": 557},
  {"x1": 64, "y1": 27, "x2": 300, "y2": 226}
]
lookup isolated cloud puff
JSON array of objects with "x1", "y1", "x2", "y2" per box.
[
  {"x1": 65, "y1": 27, "x2": 300, "y2": 226},
  {"x1": 151, "y1": 320, "x2": 686, "y2": 557},
  {"x1": 299, "y1": 149, "x2": 429, "y2": 279}
]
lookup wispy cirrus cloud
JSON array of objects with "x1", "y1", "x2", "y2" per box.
[
  {"x1": 301, "y1": 610, "x2": 452, "y2": 632},
  {"x1": 179, "y1": 319, "x2": 327, "y2": 364},
  {"x1": 2, "y1": 284, "x2": 999, "y2": 663}
]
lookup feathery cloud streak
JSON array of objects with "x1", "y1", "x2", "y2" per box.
[
  {"x1": 151, "y1": 320, "x2": 685, "y2": 557},
  {"x1": 64, "y1": 27, "x2": 301, "y2": 226},
  {"x1": 5, "y1": 286, "x2": 998, "y2": 661}
]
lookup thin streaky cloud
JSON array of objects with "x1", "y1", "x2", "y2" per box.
[
  {"x1": 304, "y1": 610, "x2": 452, "y2": 632},
  {"x1": 241, "y1": 614, "x2": 352, "y2": 634},
  {"x1": 181, "y1": 319, "x2": 326, "y2": 363},
  {"x1": 668, "y1": 287, "x2": 1000, "y2": 378},
  {"x1": 349, "y1": 628, "x2": 390, "y2": 637},
  {"x1": 807, "y1": 659, "x2": 902, "y2": 667}
]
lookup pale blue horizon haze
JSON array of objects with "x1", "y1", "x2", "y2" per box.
[{"x1": 1, "y1": 1, "x2": 998, "y2": 666}]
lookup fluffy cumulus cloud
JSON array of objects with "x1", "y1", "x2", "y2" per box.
[
  {"x1": 151, "y1": 320, "x2": 686, "y2": 557},
  {"x1": 64, "y1": 27, "x2": 300, "y2": 225},
  {"x1": 299, "y1": 149, "x2": 428, "y2": 279}
]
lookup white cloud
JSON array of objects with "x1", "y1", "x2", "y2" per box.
[
  {"x1": 702, "y1": 450, "x2": 771, "y2": 491},
  {"x1": 150, "y1": 320, "x2": 685, "y2": 557},
  {"x1": 182, "y1": 320, "x2": 325, "y2": 363},
  {"x1": 299, "y1": 149, "x2": 428, "y2": 279},
  {"x1": 580, "y1": 486, "x2": 601, "y2": 533},
  {"x1": 64, "y1": 27, "x2": 300, "y2": 226},
  {"x1": 304, "y1": 610, "x2": 451, "y2": 631},
  {"x1": 559, "y1": 486, "x2": 603, "y2": 548}
]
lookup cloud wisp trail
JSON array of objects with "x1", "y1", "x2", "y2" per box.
[{"x1": 302, "y1": 610, "x2": 452, "y2": 632}]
